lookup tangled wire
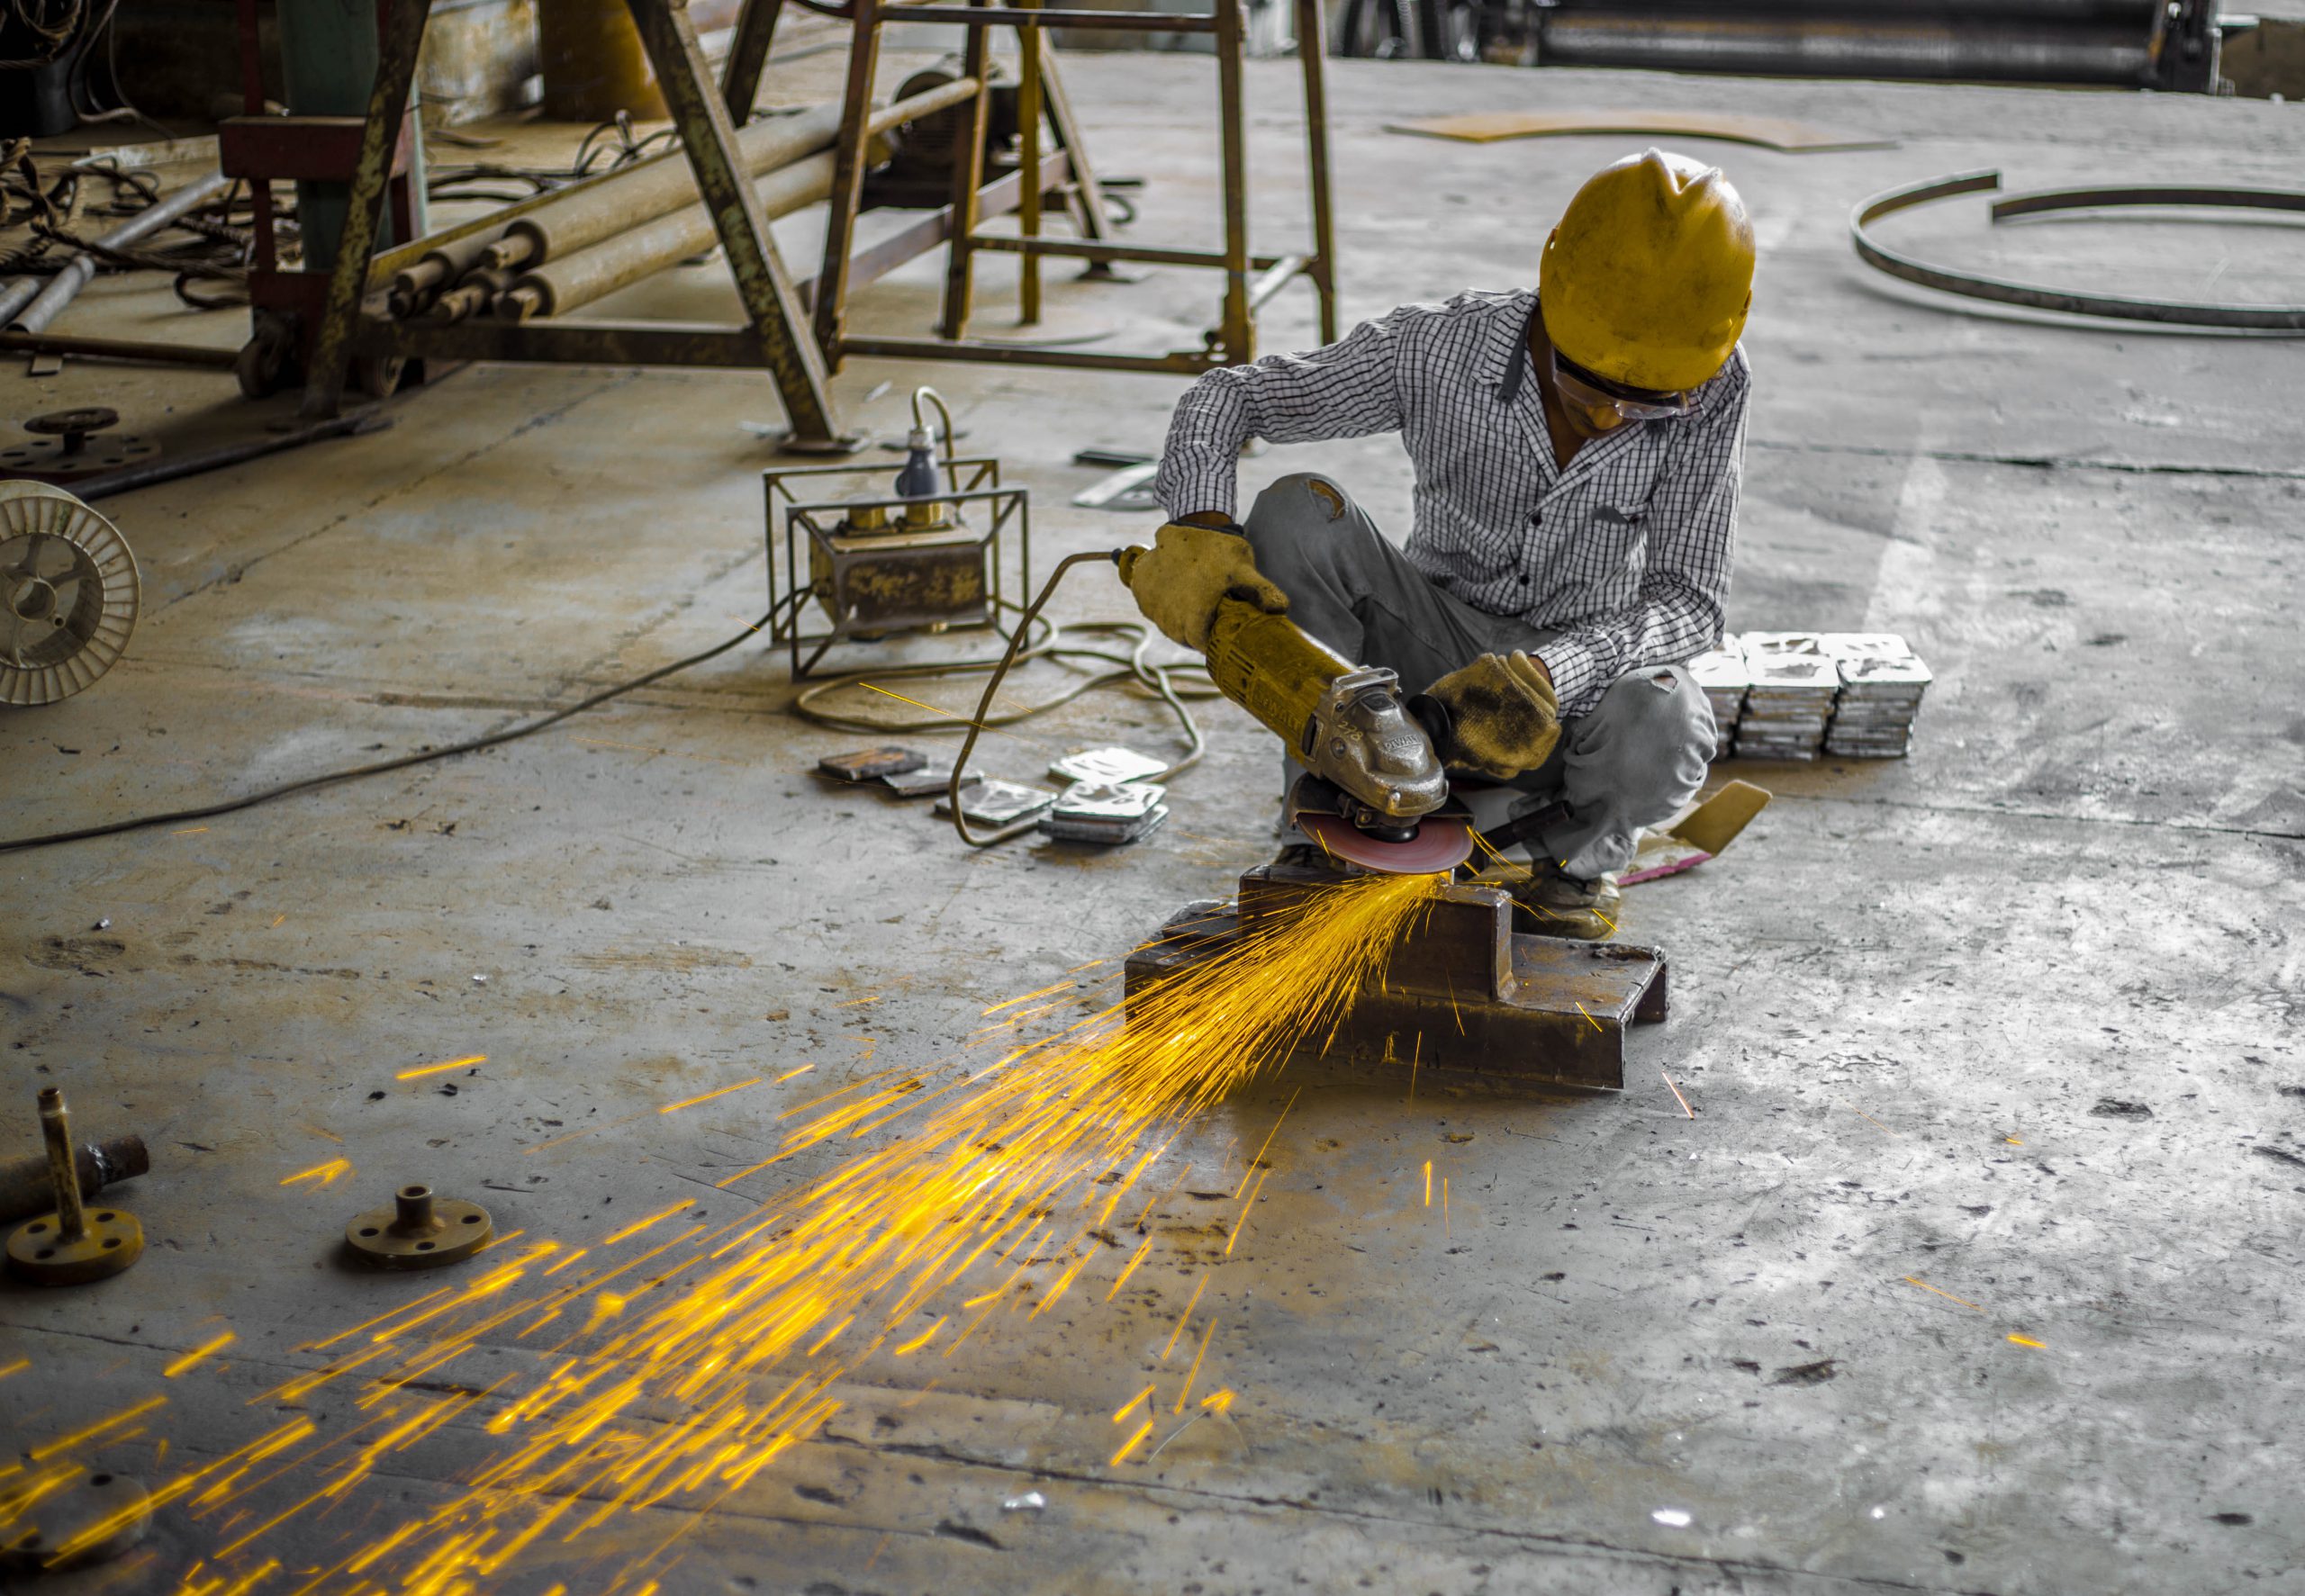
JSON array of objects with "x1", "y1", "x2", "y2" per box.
[
  {"x1": 423, "y1": 110, "x2": 682, "y2": 206},
  {"x1": 0, "y1": 141, "x2": 281, "y2": 309}
]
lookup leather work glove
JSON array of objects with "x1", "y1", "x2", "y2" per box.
[
  {"x1": 1116, "y1": 520, "x2": 1289, "y2": 653},
  {"x1": 1423, "y1": 650, "x2": 1561, "y2": 780}
]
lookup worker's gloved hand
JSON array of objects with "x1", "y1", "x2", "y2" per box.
[
  {"x1": 1116, "y1": 520, "x2": 1288, "y2": 653},
  {"x1": 1423, "y1": 650, "x2": 1561, "y2": 780}
]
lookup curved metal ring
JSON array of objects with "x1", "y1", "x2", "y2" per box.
[{"x1": 1849, "y1": 169, "x2": 2305, "y2": 332}]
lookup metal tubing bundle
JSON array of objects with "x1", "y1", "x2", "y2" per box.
[{"x1": 496, "y1": 151, "x2": 837, "y2": 321}]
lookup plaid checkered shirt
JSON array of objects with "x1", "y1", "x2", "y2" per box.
[{"x1": 1152, "y1": 287, "x2": 1750, "y2": 717}]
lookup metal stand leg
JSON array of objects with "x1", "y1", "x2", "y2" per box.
[
  {"x1": 938, "y1": 0, "x2": 995, "y2": 339},
  {"x1": 814, "y1": 0, "x2": 885, "y2": 362},
  {"x1": 1214, "y1": 0, "x2": 1252, "y2": 365},
  {"x1": 1017, "y1": 0, "x2": 1043, "y2": 322},
  {"x1": 1296, "y1": 0, "x2": 1338, "y2": 343},
  {"x1": 1039, "y1": 50, "x2": 1117, "y2": 259},
  {"x1": 628, "y1": 0, "x2": 848, "y2": 446},
  {"x1": 722, "y1": 0, "x2": 786, "y2": 120},
  {"x1": 297, "y1": 0, "x2": 430, "y2": 419}
]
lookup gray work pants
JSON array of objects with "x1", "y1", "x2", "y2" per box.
[{"x1": 1240, "y1": 473, "x2": 1714, "y2": 879}]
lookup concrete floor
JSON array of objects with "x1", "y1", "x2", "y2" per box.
[{"x1": 4, "y1": 47, "x2": 2302, "y2": 1596}]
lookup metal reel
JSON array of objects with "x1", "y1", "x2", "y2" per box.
[{"x1": 0, "y1": 481, "x2": 140, "y2": 707}]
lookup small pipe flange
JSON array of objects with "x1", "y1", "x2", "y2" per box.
[{"x1": 346, "y1": 1184, "x2": 493, "y2": 1269}]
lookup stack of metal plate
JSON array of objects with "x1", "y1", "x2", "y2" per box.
[
  {"x1": 1040, "y1": 780, "x2": 1171, "y2": 844},
  {"x1": 1822, "y1": 634, "x2": 1932, "y2": 758},
  {"x1": 1686, "y1": 642, "x2": 1750, "y2": 762},
  {"x1": 1735, "y1": 638, "x2": 1839, "y2": 761}
]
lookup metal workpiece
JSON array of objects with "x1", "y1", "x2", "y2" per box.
[
  {"x1": 0, "y1": 1132, "x2": 148, "y2": 1227},
  {"x1": 1125, "y1": 862, "x2": 1668, "y2": 1093},
  {"x1": 5, "y1": 1089, "x2": 144, "y2": 1285},
  {"x1": 345, "y1": 1184, "x2": 494, "y2": 1268},
  {"x1": 1851, "y1": 171, "x2": 2305, "y2": 332}
]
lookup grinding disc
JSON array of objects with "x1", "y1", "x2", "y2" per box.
[
  {"x1": 1297, "y1": 814, "x2": 1473, "y2": 875},
  {"x1": 0, "y1": 481, "x2": 140, "y2": 707}
]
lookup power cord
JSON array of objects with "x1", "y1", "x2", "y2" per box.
[{"x1": 0, "y1": 599, "x2": 795, "y2": 856}]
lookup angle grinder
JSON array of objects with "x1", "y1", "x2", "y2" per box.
[{"x1": 1114, "y1": 550, "x2": 1473, "y2": 875}]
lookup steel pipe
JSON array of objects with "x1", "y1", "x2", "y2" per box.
[
  {"x1": 478, "y1": 103, "x2": 846, "y2": 276},
  {"x1": 1537, "y1": 17, "x2": 2152, "y2": 83},
  {"x1": 8, "y1": 172, "x2": 234, "y2": 334},
  {"x1": 498, "y1": 151, "x2": 836, "y2": 320}
]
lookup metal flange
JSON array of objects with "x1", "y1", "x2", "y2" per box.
[
  {"x1": 346, "y1": 1184, "x2": 493, "y2": 1269},
  {"x1": 0, "y1": 409, "x2": 160, "y2": 482},
  {"x1": 4, "y1": 1088, "x2": 143, "y2": 1285},
  {"x1": 0, "y1": 1470, "x2": 151, "y2": 1572}
]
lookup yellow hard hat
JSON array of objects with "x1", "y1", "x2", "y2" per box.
[{"x1": 1538, "y1": 149, "x2": 1755, "y2": 394}]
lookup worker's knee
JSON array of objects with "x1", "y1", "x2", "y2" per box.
[
  {"x1": 1243, "y1": 474, "x2": 1369, "y2": 577},
  {"x1": 1577, "y1": 664, "x2": 1715, "y2": 814}
]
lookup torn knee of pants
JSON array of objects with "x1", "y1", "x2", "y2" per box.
[
  {"x1": 1646, "y1": 670, "x2": 1677, "y2": 690},
  {"x1": 1305, "y1": 479, "x2": 1347, "y2": 521}
]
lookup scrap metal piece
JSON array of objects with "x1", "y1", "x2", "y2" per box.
[
  {"x1": 346, "y1": 1184, "x2": 493, "y2": 1269},
  {"x1": 5, "y1": 1089, "x2": 143, "y2": 1286},
  {"x1": 1851, "y1": 170, "x2": 2305, "y2": 332},
  {"x1": 882, "y1": 758, "x2": 982, "y2": 798},
  {"x1": 0, "y1": 1469, "x2": 152, "y2": 1572},
  {"x1": 1388, "y1": 110, "x2": 1892, "y2": 153},
  {"x1": 1040, "y1": 780, "x2": 1170, "y2": 844},
  {"x1": 935, "y1": 779, "x2": 1055, "y2": 827},
  {"x1": 1125, "y1": 860, "x2": 1668, "y2": 1091},
  {"x1": 0, "y1": 482, "x2": 140, "y2": 708},
  {"x1": 819, "y1": 746, "x2": 927, "y2": 782},
  {"x1": 1048, "y1": 745, "x2": 1168, "y2": 786}
]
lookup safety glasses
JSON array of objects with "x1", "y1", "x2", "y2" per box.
[{"x1": 1549, "y1": 349, "x2": 1693, "y2": 423}]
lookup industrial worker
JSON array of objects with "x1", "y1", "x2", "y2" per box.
[{"x1": 1125, "y1": 149, "x2": 1753, "y2": 940}]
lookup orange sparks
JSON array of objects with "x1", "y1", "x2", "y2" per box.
[
  {"x1": 1225, "y1": 1167, "x2": 1270, "y2": 1258},
  {"x1": 1574, "y1": 1001, "x2": 1602, "y2": 1032},
  {"x1": 278, "y1": 1158, "x2": 351, "y2": 1189},
  {"x1": 31, "y1": 1395, "x2": 167, "y2": 1460},
  {"x1": 1904, "y1": 1276, "x2": 1985, "y2": 1312},
  {"x1": 602, "y1": 1199, "x2": 694, "y2": 1247},
  {"x1": 1661, "y1": 1070, "x2": 1695, "y2": 1118},
  {"x1": 1424, "y1": 1160, "x2": 1433, "y2": 1207},
  {"x1": 891, "y1": 1318, "x2": 945, "y2": 1356},
  {"x1": 657, "y1": 1078, "x2": 764, "y2": 1115},
  {"x1": 1851, "y1": 1105, "x2": 1897, "y2": 1135},
  {"x1": 1111, "y1": 1384, "x2": 1154, "y2": 1423},
  {"x1": 2007, "y1": 1334, "x2": 2046, "y2": 1349},
  {"x1": 269, "y1": 914, "x2": 285, "y2": 928},
  {"x1": 1234, "y1": 1086, "x2": 1301, "y2": 1199},
  {"x1": 1162, "y1": 1276, "x2": 1209, "y2": 1359},
  {"x1": 1173, "y1": 1317, "x2": 1217, "y2": 1412},
  {"x1": 17, "y1": 869, "x2": 1445, "y2": 1595},
  {"x1": 162, "y1": 1330, "x2": 236, "y2": 1379},
  {"x1": 172, "y1": 826, "x2": 208, "y2": 835},
  {"x1": 0, "y1": 1357, "x2": 27, "y2": 1380},
  {"x1": 1108, "y1": 1417, "x2": 1155, "y2": 1466},
  {"x1": 396, "y1": 1054, "x2": 485, "y2": 1080},
  {"x1": 1106, "y1": 1236, "x2": 1154, "y2": 1301},
  {"x1": 774, "y1": 1063, "x2": 816, "y2": 1083}
]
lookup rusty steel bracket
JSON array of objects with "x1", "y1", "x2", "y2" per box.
[
  {"x1": 5, "y1": 1089, "x2": 143, "y2": 1286},
  {"x1": 346, "y1": 1184, "x2": 493, "y2": 1268},
  {"x1": 1850, "y1": 170, "x2": 2305, "y2": 332},
  {"x1": 1124, "y1": 861, "x2": 1668, "y2": 1093}
]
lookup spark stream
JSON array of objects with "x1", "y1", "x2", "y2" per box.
[{"x1": 12, "y1": 871, "x2": 1440, "y2": 1594}]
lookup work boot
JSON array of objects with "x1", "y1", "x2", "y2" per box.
[{"x1": 1477, "y1": 859, "x2": 1620, "y2": 941}]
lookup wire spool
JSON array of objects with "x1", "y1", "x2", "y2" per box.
[{"x1": 0, "y1": 480, "x2": 139, "y2": 708}]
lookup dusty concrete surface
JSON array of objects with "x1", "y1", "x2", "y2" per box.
[{"x1": 3, "y1": 50, "x2": 2301, "y2": 1596}]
